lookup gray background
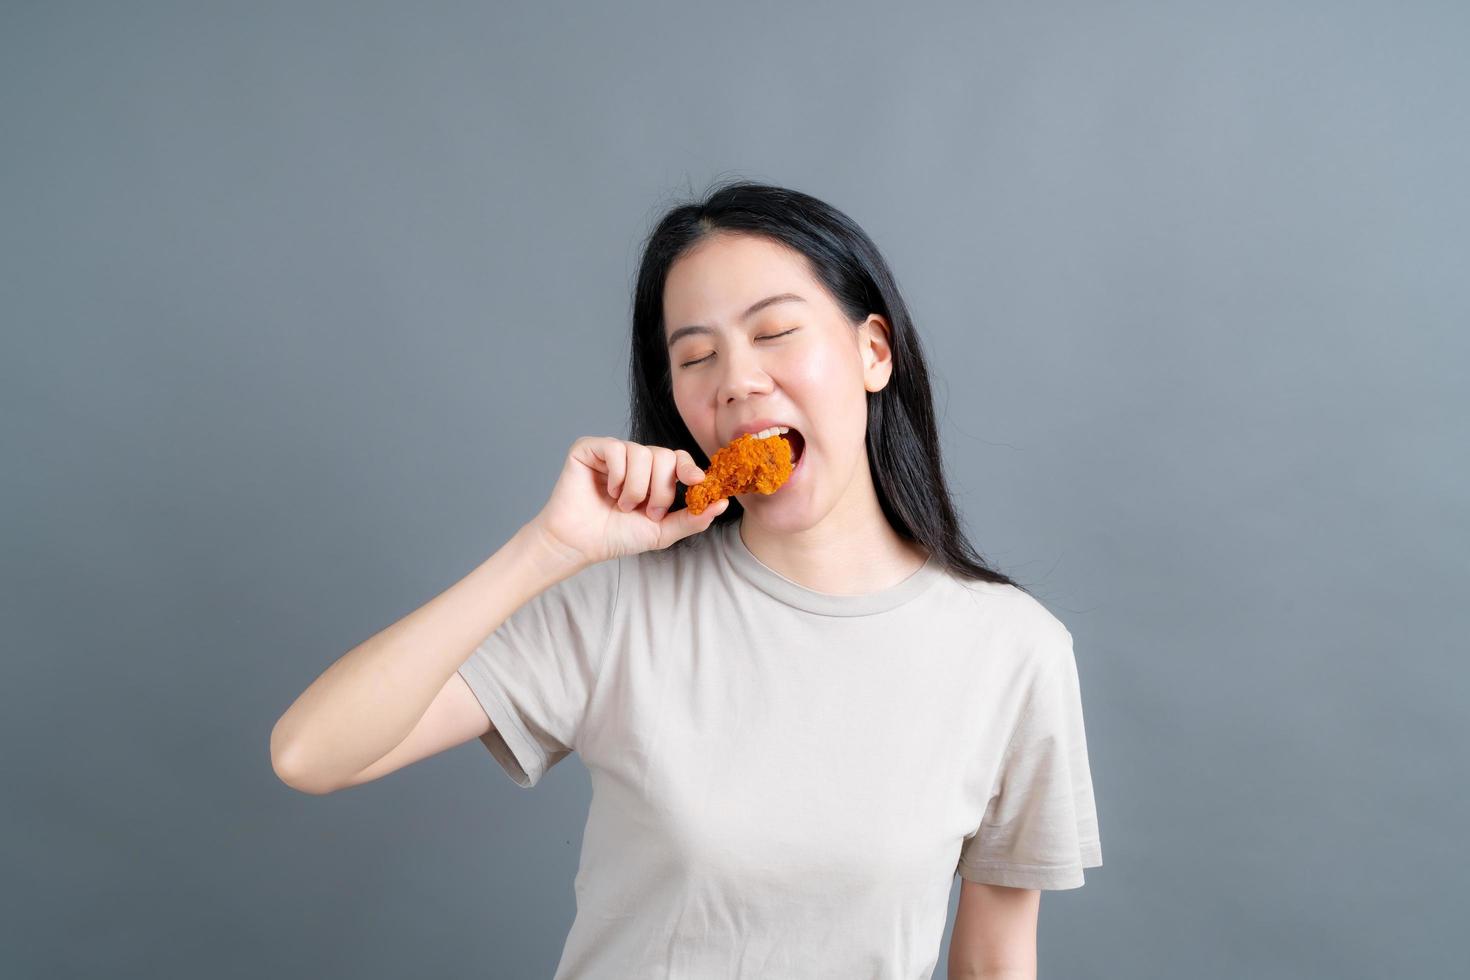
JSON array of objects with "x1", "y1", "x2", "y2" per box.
[{"x1": 3, "y1": 1, "x2": 1465, "y2": 977}]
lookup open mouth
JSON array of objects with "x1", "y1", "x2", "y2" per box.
[{"x1": 785, "y1": 428, "x2": 806, "y2": 465}]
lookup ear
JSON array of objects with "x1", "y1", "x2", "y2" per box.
[{"x1": 859, "y1": 315, "x2": 895, "y2": 393}]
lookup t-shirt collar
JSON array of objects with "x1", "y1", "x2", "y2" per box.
[{"x1": 718, "y1": 519, "x2": 945, "y2": 616}]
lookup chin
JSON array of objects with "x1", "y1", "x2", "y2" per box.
[{"x1": 738, "y1": 494, "x2": 822, "y2": 534}]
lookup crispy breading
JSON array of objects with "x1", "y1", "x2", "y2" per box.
[{"x1": 685, "y1": 432, "x2": 795, "y2": 515}]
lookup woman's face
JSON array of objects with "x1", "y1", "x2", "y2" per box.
[{"x1": 662, "y1": 232, "x2": 893, "y2": 528}]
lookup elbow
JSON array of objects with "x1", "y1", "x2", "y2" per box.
[
  {"x1": 272, "y1": 749, "x2": 337, "y2": 796},
  {"x1": 273, "y1": 759, "x2": 334, "y2": 796},
  {"x1": 270, "y1": 728, "x2": 338, "y2": 796}
]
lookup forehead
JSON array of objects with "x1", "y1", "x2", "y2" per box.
[{"x1": 662, "y1": 234, "x2": 822, "y2": 338}]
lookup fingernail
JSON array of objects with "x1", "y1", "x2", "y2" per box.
[{"x1": 647, "y1": 507, "x2": 665, "y2": 520}]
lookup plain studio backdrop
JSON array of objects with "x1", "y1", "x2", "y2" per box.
[{"x1": 2, "y1": 2, "x2": 1465, "y2": 977}]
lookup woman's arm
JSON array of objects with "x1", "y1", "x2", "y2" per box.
[
  {"x1": 948, "y1": 880, "x2": 1040, "y2": 980},
  {"x1": 269, "y1": 521, "x2": 588, "y2": 794}
]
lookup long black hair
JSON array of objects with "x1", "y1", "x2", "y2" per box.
[{"x1": 627, "y1": 177, "x2": 1026, "y2": 591}]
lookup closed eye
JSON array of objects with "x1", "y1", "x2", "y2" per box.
[{"x1": 679, "y1": 328, "x2": 798, "y2": 368}]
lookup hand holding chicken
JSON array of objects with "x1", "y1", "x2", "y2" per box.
[{"x1": 530, "y1": 436, "x2": 730, "y2": 567}]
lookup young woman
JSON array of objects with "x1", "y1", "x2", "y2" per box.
[{"x1": 271, "y1": 180, "x2": 1103, "y2": 979}]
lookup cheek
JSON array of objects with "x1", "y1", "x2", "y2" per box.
[
  {"x1": 670, "y1": 381, "x2": 716, "y2": 448},
  {"x1": 788, "y1": 343, "x2": 863, "y2": 409}
]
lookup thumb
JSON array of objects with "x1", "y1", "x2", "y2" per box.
[{"x1": 659, "y1": 497, "x2": 729, "y2": 545}]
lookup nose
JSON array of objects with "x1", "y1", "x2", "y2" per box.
[{"x1": 717, "y1": 338, "x2": 774, "y2": 405}]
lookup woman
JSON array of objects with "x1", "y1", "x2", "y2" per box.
[{"x1": 270, "y1": 180, "x2": 1103, "y2": 979}]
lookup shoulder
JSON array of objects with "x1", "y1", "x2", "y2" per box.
[
  {"x1": 955, "y1": 577, "x2": 1069, "y2": 635},
  {"x1": 537, "y1": 551, "x2": 624, "y2": 614},
  {"x1": 954, "y1": 577, "x2": 1075, "y2": 666},
  {"x1": 622, "y1": 524, "x2": 723, "y2": 586}
]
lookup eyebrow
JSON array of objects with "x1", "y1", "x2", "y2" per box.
[{"x1": 665, "y1": 293, "x2": 807, "y2": 349}]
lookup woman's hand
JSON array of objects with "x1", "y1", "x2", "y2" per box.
[{"x1": 528, "y1": 436, "x2": 729, "y2": 567}]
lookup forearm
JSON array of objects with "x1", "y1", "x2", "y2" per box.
[{"x1": 270, "y1": 521, "x2": 586, "y2": 791}]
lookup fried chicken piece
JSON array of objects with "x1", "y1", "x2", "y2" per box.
[{"x1": 685, "y1": 432, "x2": 795, "y2": 515}]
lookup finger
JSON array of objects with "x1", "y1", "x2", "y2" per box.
[
  {"x1": 618, "y1": 443, "x2": 653, "y2": 512},
  {"x1": 645, "y1": 448, "x2": 678, "y2": 520},
  {"x1": 571, "y1": 435, "x2": 611, "y2": 473},
  {"x1": 659, "y1": 496, "x2": 729, "y2": 544},
  {"x1": 676, "y1": 449, "x2": 706, "y2": 486},
  {"x1": 604, "y1": 440, "x2": 627, "y2": 500}
]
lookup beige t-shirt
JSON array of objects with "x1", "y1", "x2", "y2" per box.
[{"x1": 457, "y1": 519, "x2": 1102, "y2": 979}]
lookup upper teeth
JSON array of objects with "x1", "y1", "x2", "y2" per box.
[{"x1": 750, "y1": 426, "x2": 791, "y2": 440}]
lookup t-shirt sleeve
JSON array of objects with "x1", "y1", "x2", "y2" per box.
[
  {"x1": 455, "y1": 555, "x2": 622, "y2": 789},
  {"x1": 956, "y1": 624, "x2": 1103, "y2": 890}
]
